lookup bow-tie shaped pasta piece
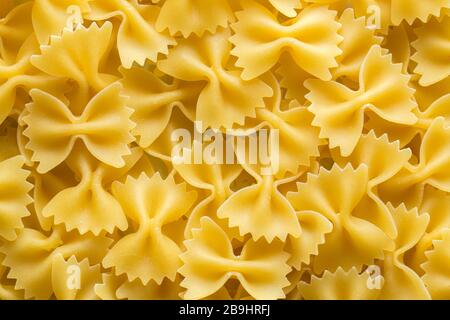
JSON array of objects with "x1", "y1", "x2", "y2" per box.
[
  {"x1": 306, "y1": 45, "x2": 417, "y2": 156},
  {"x1": 412, "y1": 16, "x2": 450, "y2": 86},
  {"x1": 22, "y1": 83, "x2": 135, "y2": 174},
  {"x1": 230, "y1": 2, "x2": 342, "y2": 80},
  {"x1": 103, "y1": 173, "x2": 197, "y2": 285},
  {"x1": 379, "y1": 118, "x2": 450, "y2": 207},
  {"x1": 173, "y1": 141, "x2": 242, "y2": 238},
  {"x1": 156, "y1": 0, "x2": 234, "y2": 37},
  {"x1": 30, "y1": 22, "x2": 116, "y2": 96},
  {"x1": 422, "y1": 229, "x2": 450, "y2": 299},
  {"x1": 333, "y1": 8, "x2": 383, "y2": 82},
  {"x1": 179, "y1": 217, "x2": 291, "y2": 300},
  {"x1": 217, "y1": 143, "x2": 302, "y2": 241},
  {"x1": 331, "y1": 131, "x2": 413, "y2": 237},
  {"x1": 378, "y1": 204, "x2": 430, "y2": 299},
  {"x1": 51, "y1": 254, "x2": 102, "y2": 300},
  {"x1": 158, "y1": 29, "x2": 273, "y2": 130},
  {"x1": 31, "y1": 0, "x2": 91, "y2": 44},
  {"x1": 120, "y1": 66, "x2": 199, "y2": 149},
  {"x1": 409, "y1": 187, "x2": 450, "y2": 274},
  {"x1": 298, "y1": 267, "x2": 383, "y2": 300},
  {"x1": 0, "y1": 228, "x2": 112, "y2": 299},
  {"x1": 287, "y1": 164, "x2": 395, "y2": 273},
  {"x1": 42, "y1": 145, "x2": 147, "y2": 235},
  {"x1": 0, "y1": 156, "x2": 32, "y2": 242},
  {"x1": 86, "y1": 0, "x2": 175, "y2": 68}
]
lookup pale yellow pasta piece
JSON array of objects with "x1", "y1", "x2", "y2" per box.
[
  {"x1": 103, "y1": 173, "x2": 197, "y2": 285},
  {"x1": 120, "y1": 66, "x2": 198, "y2": 149},
  {"x1": 30, "y1": 22, "x2": 116, "y2": 95},
  {"x1": 230, "y1": 2, "x2": 342, "y2": 80},
  {"x1": 306, "y1": 45, "x2": 417, "y2": 156},
  {"x1": 41, "y1": 146, "x2": 145, "y2": 235},
  {"x1": 22, "y1": 83, "x2": 135, "y2": 173},
  {"x1": 158, "y1": 29, "x2": 273, "y2": 130},
  {"x1": 218, "y1": 172, "x2": 301, "y2": 241},
  {"x1": 179, "y1": 217, "x2": 291, "y2": 300},
  {"x1": 287, "y1": 164, "x2": 394, "y2": 273}
]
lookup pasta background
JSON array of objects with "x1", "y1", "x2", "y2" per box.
[{"x1": 0, "y1": 0, "x2": 449, "y2": 300}]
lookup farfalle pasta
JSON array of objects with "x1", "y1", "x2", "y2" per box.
[{"x1": 0, "y1": 0, "x2": 448, "y2": 301}]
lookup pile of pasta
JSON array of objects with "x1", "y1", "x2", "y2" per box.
[{"x1": 0, "y1": 0, "x2": 449, "y2": 300}]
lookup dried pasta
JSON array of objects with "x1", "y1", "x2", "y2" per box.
[{"x1": 0, "y1": 0, "x2": 448, "y2": 301}]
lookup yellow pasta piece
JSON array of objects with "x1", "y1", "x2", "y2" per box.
[
  {"x1": 306, "y1": 45, "x2": 417, "y2": 156},
  {"x1": 230, "y1": 2, "x2": 342, "y2": 80},
  {"x1": 103, "y1": 173, "x2": 197, "y2": 285},
  {"x1": 179, "y1": 217, "x2": 291, "y2": 300},
  {"x1": 158, "y1": 29, "x2": 273, "y2": 130},
  {"x1": 23, "y1": 83, "x2": 135, "y2": 173}
]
